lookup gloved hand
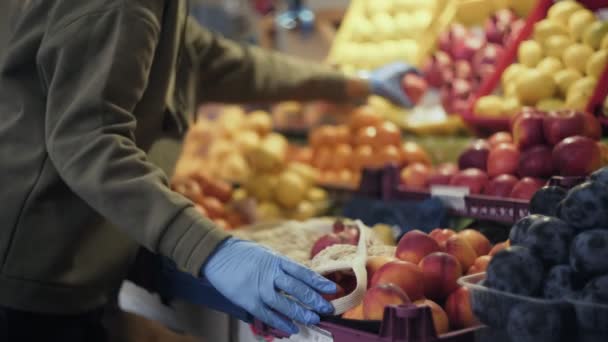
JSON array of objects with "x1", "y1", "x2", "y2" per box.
[
  {"x1": 202, "y1": 238, "x2": 336, "y2": 335},
  {"x1": 367, "y1": 62, "x2": 419, "y2": 107}
]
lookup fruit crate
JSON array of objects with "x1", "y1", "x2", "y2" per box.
[
  {"x1": 253, "y1": 304, "x2": 481, "y2": 342},
  {"x1": 459, "y1": 273, "x2": 608, "y2": 342},
  {"x1": 464, "y1": 0, "x2": 608, "y2": 136},
  {"x1": 363, "y1": 165, "x2": 586, "y2": 224}
]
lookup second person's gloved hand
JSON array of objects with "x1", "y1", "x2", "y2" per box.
[
  {"x1": 366, "y1": 62, "x2": 419, "y2": 108},
  {"x1": 201, "y1": 238, "x2": 336, "y2": 335}
]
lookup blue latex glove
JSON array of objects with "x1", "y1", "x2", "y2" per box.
[
  {"x1": 202, "y1": 238, "x2": 336, "y2": 335},
  {"x1": 367, "y1": 62, "x2": 419, "y2": 108}
]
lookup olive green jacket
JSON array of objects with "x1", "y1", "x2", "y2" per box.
[{"x1": 0, "y1": 0, "x2": 347, "y2": 314}]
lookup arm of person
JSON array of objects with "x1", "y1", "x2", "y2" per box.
[
  {"x1": 185, "y1": 17, "x2": 371, "y2": 104},
  {"x1": 39, "y1": 5, "x2": 228, "y2": 276}
]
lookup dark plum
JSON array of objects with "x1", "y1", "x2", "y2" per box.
[
  {"x1": 507, "y1": 302, "x2": 573, "y2": 342},
  {"x1": 574, "y1": 275, "x2": 608, "y2": 333},
  {"x1": 570, "y1": 230, "x2": 608, "y2": 276},
  {"x1": 559, "y1": 181, "x2": 608, "y2": 231},
  {"x1": 523, "y1": 217, "x2": 575, "y2": 266},
  {"x1": 590, "y1": 167, "x2": 608, "y2": 186},
  {"x1": 543, "y1": 265, "x2": 583, "y2": 299},
  {"x1": 530, "y1": 186, "x2": 567, "y2": 217},
  {"x1": 509, "y1": 214, "x2": 545, "y2": 246},
  {"x1": 471, "y1": 280, "x2": 510, "y2": 328},
  {"x1": 486, "y1": 246, "x2": 544, "y2": 296}
]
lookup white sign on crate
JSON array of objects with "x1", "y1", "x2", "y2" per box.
[
  {"x1": 277, "y1": 325, "x2": 334, "y2": 342},
  {"x1": 430, "y1": 185, "x2": 470, "y2": 212}
]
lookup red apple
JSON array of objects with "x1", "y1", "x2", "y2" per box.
[
  {"x1": 402, "y1": 73, "x2": 428, "y2": 105},
  {"x1": 453, "y1": 60, "x2": 473, "y2": 80},
  {"x1": 428, "y1": 163, "x2": 458, "y2": 186},
  {"x1": 487, "y1": 143, "x2": 521, "y2": 177},
  {"x1": 423, "y1": 51, "x2": 452, "y2": 87},
  {"x1": 512, "y1": 110, "x2": 546, "y2": 150},
  {"x1": 518, "y1": 145, "x2": 554, "y2": 178},
  {"x1": 473, "y1": 43, "x2": 504, "y2": 70},
  {"x1": 553, "y1": 136, "x2": 603, "y2": 176},
  {"x1": 510, "y1": 177, "x2": 546, "y2": 200},
  {"x1": 485, "y1": 9, "x2": 518, "y2": 44},
  {"x1": 458, "y1": 139, "x2": 490, "y2": 171},
  {"x1": 439, "y1": 23, "x2": 468, "y2": 55},
  {"x1": 543, "y1": 110, "x2": 586, "y2": 146},
  {"x1": 450, "y1": 168, "x2": 489, "y2": 194},
  {"x1": 310, "y1": 233, "x2": 342, "y2": 258},
  {"x1": 452, "y1": 33, "x2": 486, "y2": 61},
  {"x1": 582, "y1": 112, "x2": 602, "y2": 141},
  {"x1": 484, "y1": 174, "x2": 519, "y2": 197},
  {"x1": 488, "y1": 132, "x2": 513, "y2": 148}
]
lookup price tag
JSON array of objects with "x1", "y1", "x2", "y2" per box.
[
  {"x1": 430, "y1": 185, "x2": 470, "y2": 212},
  {"x1": 277, "y1": 325, "x2": 334, "y2": 342}
]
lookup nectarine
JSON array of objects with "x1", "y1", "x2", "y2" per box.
[
  {"x1": 370, "y1": 260, "x2": 425, "y2": 301},
  {"x1": 419, "y1": 252, "x2": 463, "y2": 301},
  {"x1": 414, "y1": 299, "x2": 450, "y2": 335},
  {"x1": 429, "y1": 228, "x2": 457, "y2": 250},
  {"x1": 363, "y1": 284, "x2": 410, "y2": 321},
  {"x1": 458, "y1": 229, "x2": 491, "y2": 256},
  {"x1": 467, "y1": 255, "x2": 491, "y2": 275},
  {"x1": 396, "y1": 230, "x2": 441, "y2": 264},
  {"x1": 445, "y1": 235, "x2": 477, "y2": 271},
  {"x1": 445, "y1": 287, "x2": 479, "y2": 329}
]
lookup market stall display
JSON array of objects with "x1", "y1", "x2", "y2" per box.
[
  {"x1": 467, "y1": 0, "x2": 608, "y2": 134},
  {"x1": 461, "y1": 167, "x2": 608, "y2": 342}
]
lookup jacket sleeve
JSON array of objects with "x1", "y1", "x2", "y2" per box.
[
  {"x1": 38, "y1": 6, "x2": 229, "y2": 276},
  {"x1": 185, "y1": 17, "x2": 350, "y2": 104}
]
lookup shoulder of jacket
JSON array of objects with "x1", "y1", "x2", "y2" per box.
[{"x1": 45, "y1": 0, "x2": 165, "y2": 36}]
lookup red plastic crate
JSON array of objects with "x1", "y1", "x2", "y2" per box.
[
  {"x1": 254, "y1": 305, "x2": 481, "y2": 342},
  {"x1": 464, "y1": 0, "x2": 608, "y2": 136}
]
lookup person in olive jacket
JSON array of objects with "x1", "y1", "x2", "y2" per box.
[{"x1": 0, "y1": 1, "x2": 412, "y2": 340}]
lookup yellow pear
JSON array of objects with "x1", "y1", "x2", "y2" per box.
[
  {"x1": 515, "y1": 69, "x2": 556, "y2": 105},
  {"x1": 586, "y1": 50, "x2": 608, "y2": 79},
  {"x1": 537, "y1": 98, "x2": 566, "y2": 111},
  {"x1": 290, "y1": 201, "x2": 316, "y2": 221},
  {"x1": 543, "y1": 35, "x2": 573, "y2": 58},
  {"x1": 373, "y1": 224, "x2": 397, "y2": 246},
  {"x1": 534, "y1": 19, "x2": 569, "y2": 44},
  {"x1": 566, "y1": 76, "x2": 597, "y2": 109},
  {"x1": 554, "y1": 68, "x2": 583, "y2": 95},
  {"x1": 275, "y1": 171, "x2": 307, "y2": 209},
  {"x1": 502, "y1": 97, "x2": 523, "y2": 116},
  {"x1": 245, "y1": 173, "x2": 278, "y2": 202},
  {"x1": 502, "y1": 63, "x2": 527, "y2": 87},
  {"x1": 537, "y1": 56, "x2": 564, "y2": 75},
  {"x1": 602, "y1": 34, "x2": 608, "y2": 50},
  {"x1": 518, "y1": 40, "x2": 543, "y2": 67},
  {"x1": 563, "y1": 44, "x2": 594, "y2": 73},
  {"x1": 474, "y1": 96, "x2": 504, "y2": 117},
  {"x1": 307, "y1": 187, "x2": 328, "y2": 203},
  {"x1": 511, "y1": 0, "x2": 536, "y2": 17},
  {"x1": 547, "y1": 1, "x2": 583, "y2": 26},
  {"x1": 256, "y1": 202, "x2": 282, "y2": 221},
  {"x1": 583, "y1": 21, "x2": 608, "y2": 50},
  {"x1": 568, "y1": 9, "x2": 596, "y2": 42},
  {"x1": 232, "y1": 188, "x2": 248, "y2": 202}
]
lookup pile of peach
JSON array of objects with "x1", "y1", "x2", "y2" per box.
[
  {"x1": 331, "y1": 228, "x2": 509, "y2": 335},
  {"x1": 309, "y1": 106, "x2": 432, "y2": 187}
]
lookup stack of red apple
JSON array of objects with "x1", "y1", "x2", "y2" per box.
[
  {"x1": 422, "y1": 9, "x2": 525, "y2": 115},
  {"x1": 452, "y1": 108, "x2": 603, "y2": 200},
  {"x1": 321, "y1": 227, "x2": 508, "y2": 335}
]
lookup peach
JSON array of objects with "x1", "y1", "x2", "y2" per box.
[
  {"x1": 445, "y1": 287, "x2": 479, "y2": 329},
  {"x1": 363, "y1": 284, "x2": 410, "y2": 321},
  {"x1": 342, "y1": 303, "x2": 364, "y2": 320},
  {"x1": 419, "y1": 252, "x2": 463, "y2": 301},
  {"x1": 396, "y1": 230, "x2": 441, "y2": 264},
  {"x1": 457, "y1": 229, "x2": 492, "y2": 256},
  {"x1": 366, "y1": 256, "x2": 398, "y2": 284},
  {"x1": 370, "y1": 260, "x2": 425, "y2": 301},
  {"x1": 414, "y1": 299, "x2": 450, "y2": 335},
  {"x1": 429, "y1": 228, "x2": 456, "y2": 250},
  {"x1": 445, "y1": 235, "x2": 477, "y2": 271},
  {"x1": 489, "y1": 241, "x2": 509, "y2": 256},
  {"x1": 467, "y1": 255, "x2": 491, "y2": 275}
]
